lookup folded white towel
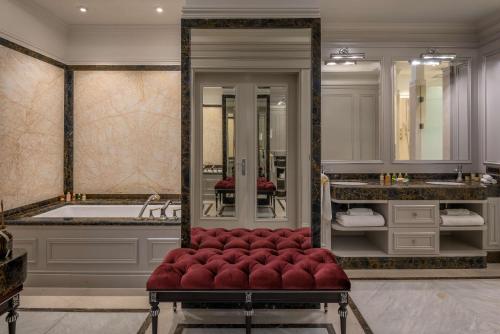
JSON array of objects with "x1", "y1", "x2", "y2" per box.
[
  {"x1": 347, "y1": 208, "x2": 373, "y2": 216},
  {"x1": 442, "y1": 208, "x2": 470, "y2": 216},
  {"x1": 440, "y1": 212, "x2": 484, "y2": 226},
  {"x1": 481, "y1": 177, "x2": 498, "y2": 184},
  {"x1": 336, "y1": 212, "x2": 385, "y2": 227},
  {"x1": 483, "y1": 174, "x2": 493, "y2": 180}
]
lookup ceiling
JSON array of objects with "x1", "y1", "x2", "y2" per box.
[{"x1": 25, "y1": 0, "x2": 500, "y2": 26}]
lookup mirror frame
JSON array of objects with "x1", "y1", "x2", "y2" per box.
[{"x1": 390, "y1": 57, "x2": 473, "y2": 164}]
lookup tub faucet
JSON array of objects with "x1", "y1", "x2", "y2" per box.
[
  {"x1": 138, "y1": 193, "x2": 160, "y2": 218},
  {"x1": 455, "y1": 164, "x2": 463, "y2": 182}
]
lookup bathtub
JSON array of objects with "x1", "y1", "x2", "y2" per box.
[{"x1": 34, "y1": 204, "x2": 181, "y2": 218}]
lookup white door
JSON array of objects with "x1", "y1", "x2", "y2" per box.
[{"x1": 193, "y1": 72, "x2": 298, "y2": 229}]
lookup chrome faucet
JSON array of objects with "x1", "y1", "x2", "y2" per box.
[
  {"x1": 455, "y1": 164, "x2": 463, "y2": 182},
  {"x1": 138, "y1": 193, "x2": 160, "y2": 218},
  {"x1": 148, "y1": 199, "x2": 181, "y2": 220}
]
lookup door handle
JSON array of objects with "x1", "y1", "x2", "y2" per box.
[{"x1": 241, "y1": 159, "x2": 246, "y2": 176}]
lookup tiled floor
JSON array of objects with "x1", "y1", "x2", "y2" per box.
[
  {"x1": 0, "y1": 311, "x2": 147, "y2": 334},
  {"x1": 350, "y1": 279, "x2": 500, "y2": 334}
]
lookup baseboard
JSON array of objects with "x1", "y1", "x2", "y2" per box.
[{"x1": 25, "y1": 272, "x2": 149, "y2": 288}]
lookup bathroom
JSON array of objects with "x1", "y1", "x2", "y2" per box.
[{"x1": 0, "y1": 0, "x2": 500, "y2": 333}]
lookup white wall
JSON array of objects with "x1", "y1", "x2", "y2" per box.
[
  {"x1": 0, "y1": 0, "x2": 67, "y2": 61},
  {"x1": 66, "y1": 25, "x2": 180, "y2": 65}
]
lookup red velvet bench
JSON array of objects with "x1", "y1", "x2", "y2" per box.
[{"x1": 147, "y1": 228, "x2": 350, "y2": 334}]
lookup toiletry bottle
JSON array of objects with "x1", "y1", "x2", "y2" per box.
[
  {"x1": 66, "y1": 192, "x2": 71, "y2": 202},
  {"x1": 385, "y1": 173, "x2": 391, "y2": 185},
  {"x1": 82, "y1": 194, "x2": 87, "y2": 201},
  {"x1": 379, "y1": 173, "x2": 385, "y2": 185},
  {"x1": 392, "y1": 173, "x2": 397, "y2": 184}
]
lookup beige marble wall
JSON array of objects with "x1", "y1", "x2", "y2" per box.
[
  {"x1": 74, "y1": 71, "x2": 181, "y2": 194},
  {"x1": 0, "y1": 45, "x2": 64, "y2": 210}
]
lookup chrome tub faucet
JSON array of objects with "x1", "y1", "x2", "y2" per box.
[
  {"x1": 455, "y1": 164, "x2": 463, "y2": 182},
  {"x1": 138, "y1": 193, "x2": 160, "y2": 218}
]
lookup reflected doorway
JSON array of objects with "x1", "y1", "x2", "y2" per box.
[{"x1": 194, "y1": 73, "x2": 298, "y2": 229}]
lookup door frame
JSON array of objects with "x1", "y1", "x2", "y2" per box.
[{"x1": 180, "y1": 18, "x2": 321, "y2": 247}]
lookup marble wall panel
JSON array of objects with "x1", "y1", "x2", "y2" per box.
[
  {"x1": 73, "y1": 71, "x2": 181, "y2": 194},
  {"x1": 0, "y1": 45, "x2": 64, "y2": 210}
]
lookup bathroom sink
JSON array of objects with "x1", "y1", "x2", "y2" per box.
[
  {"x1": 426, "y1": 181, "x2": 465, "y2": 186},
  {"x1": 331, "y1": 181, "x2": 368, "y2": 186}
]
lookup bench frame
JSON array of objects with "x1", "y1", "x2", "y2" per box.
[{"x1": 149, "y1": 290, "x2": 349, "y2": 334}]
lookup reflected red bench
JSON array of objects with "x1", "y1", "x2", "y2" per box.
[{"x1": 147, "y1": 228, "x2": 350, "y2": 334}]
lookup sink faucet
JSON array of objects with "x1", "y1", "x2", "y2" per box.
[
  {"x1": 138, "y1": 193, "x2": 160, "y2": 218},
  {"x1": 455, "y1": 164, "x2": 463, "y2": 182}
]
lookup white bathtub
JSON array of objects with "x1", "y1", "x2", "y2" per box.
[{"x1": 34, "y1": 204, "x2": 182, "y2": 218}]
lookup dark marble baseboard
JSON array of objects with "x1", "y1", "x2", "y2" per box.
[
  {"x1": 487, "y1": 251, "x2": 500, "y2": 263},
  {"x1": 174, "y1": 323, "x2": 335, "y2": 334},
  {"x1": 337, "y1": 256, "x2": 487, "y2": 269}
]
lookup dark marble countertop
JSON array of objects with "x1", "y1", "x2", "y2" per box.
[
  {"x1": 330, "y1": 179, "x2": 497, "y2": 201},
  {"x1": 6, "y1": 200, "x2": 181, "y2": 226},
  {"x1": 0, "y1": 249, "x2": 27, "y2": 298}
]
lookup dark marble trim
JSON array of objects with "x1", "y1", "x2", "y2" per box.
[
  {"x1": 3, "y1": 198, "x2": 60, "y2": 219},
  {"x1": 0, "y1": 37, "x2": 65, "y2": 68},
  {"x1": 487, "y1": 251, "x2": 500, "y2": 263},
  {"x1": 173, "y1": 323, "x2": 335, "y2": 334},
  {"x1": 180, "y1": 18, "x2": 322, "y2": 248},
  {"x1": 67, "y1": 65, "x2": 180, "y2": 71},
  {"x1": 84, "y1": 194, "x2": 181, "y2": 200},
  {"x1": 337, "y1": 256, "x2": 487, "y2": 269},
  {"x1": 64, "y1": 69, "x2": 74, "y2": 194},
  {"x1": 349, "y1": 299, "x2": 374, "y2": 334}
]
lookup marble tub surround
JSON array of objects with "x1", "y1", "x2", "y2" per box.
[
  {"x1": 0, "y1": 45, "x2": 64, "y2": 211},
  {"x1": 5, "y1": 199, "x2": 181, "y2": 226},
  {"x1": 73, "y1": 70, "x2": 181, "y2": 195}
]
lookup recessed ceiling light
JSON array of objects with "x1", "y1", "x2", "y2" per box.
[
  {"x1": 79, "y1": 6, "x2": 87, "y2": 13},
  {"x1": 156, "y1": 7, "x2": 163, "y2": 13}
]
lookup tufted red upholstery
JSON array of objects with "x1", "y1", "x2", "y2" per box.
[
  {"x1": 190, "y1": 227, "x2": 312, "y2": 251},
  {"x1": 147, "y1": 228, "x2": 350, "y2": 291}
]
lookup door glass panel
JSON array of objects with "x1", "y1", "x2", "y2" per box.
[
  {"x1": 202, "y1": 87, "x2": 236, "y2": 217},
  {"x1": 256, "y1": 87, "x2": 287, "y2": 219}
]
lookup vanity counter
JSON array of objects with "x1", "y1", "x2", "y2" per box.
[{"x1": 331, "y1": 180, "x2": 489, "y2": 201}]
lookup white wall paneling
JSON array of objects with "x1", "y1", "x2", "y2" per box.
[
  {"x1": 9, "y1": 225, "x2": 181, "y2": 288},
  {"x1": 483, "y1": 49, "x2": 500, "y2": 165},
  {"x1": 321, "y1": 47, "x2": 480, "y2": 174}
]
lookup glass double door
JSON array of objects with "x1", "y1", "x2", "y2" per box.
[{"x1": 194, "y1": 73, "x2": 297, "y2": 229}]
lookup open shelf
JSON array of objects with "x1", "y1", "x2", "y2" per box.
[
  {"x1": 440, "y1": 235, "x2": 486, "y2": 257},
  {"x1": 332, "y1": 235, "x2": 387, "y2": 257},
  {"x1": 440, "y1": 225, "x2": 486, "y2": 231},
  {"x1": 332, "y1": 222, "x2": 388, "y2": 232}
]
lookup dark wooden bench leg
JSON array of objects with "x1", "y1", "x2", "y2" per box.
[
  {"x1": 338, "y1": 292, "x2": 348, "y2": 334},
  {"x1": 149, "y1": 292, "x2": 160, "y2": 334},
  {"x1": 244, "y1": 292, "x2": 254, "y2": 334},
  {"x1": 324, "y1": 302, "x2": 328, "y2": 313},
  {"x1": 6, "y1": 294, "x2": 20, "y2": 334},
  {"x1": 173, "y1": 301, "x2": 177, "y2": 313}
]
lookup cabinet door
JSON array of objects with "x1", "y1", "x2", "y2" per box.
[{"x1": 486, "y1": 198, "x2": 500, "y2": 250}]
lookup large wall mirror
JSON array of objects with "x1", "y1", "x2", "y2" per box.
[
  {"x1": 321, "y1": 61, "x2": 381, "y2": 162},
  {"x1": 393, "y1": 59, "x2": 471, "y2": 161}
]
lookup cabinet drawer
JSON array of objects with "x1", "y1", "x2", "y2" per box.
[
  {"x1": 390, "y1": 202, "x2": 439, "y2": 227},
  {"x1": 389, "y1": 230, "x2": 439, "y2": 255}
]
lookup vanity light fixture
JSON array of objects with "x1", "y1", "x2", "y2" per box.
[
  {"x1": 324, "y1": 48, "x2": 365, "y2": 66},
  {"x1": 410, "y1": 48, "x2": 456, "y2": 66},
  {"x1": 156, "y1": 7, "x2": 164, "y2": 13},
  {"x1": 79, "y1": 6, "x2": 88, "y2": 13}
]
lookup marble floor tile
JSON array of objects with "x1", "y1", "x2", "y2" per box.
[
  {"x1": 0, "y1": 311, "x2": 147, "y2": 334},
  {"x1": 350, "y1": 279, "x2": 500, "y2": 334}
]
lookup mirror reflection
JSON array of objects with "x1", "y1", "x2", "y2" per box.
[
  {"x1": 394, "y1": 60, "x2": 470, "y2": 161},
  {"x1": 256, "y1": 87, "x2": 287, "y2": 219},
  {"x1": 321, "y1": 61, "x2": 381, "y2": 161},
  {"x1": 202, "y1": 87, "x2": 236, "y2": 217}
]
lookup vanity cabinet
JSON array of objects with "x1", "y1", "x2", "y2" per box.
[
  {"x1": 486, "y1": 198, "x2": 500, "y2": 250},
  {"x1": 388, "y1": 201, "x2": 440, "y2": 255}
]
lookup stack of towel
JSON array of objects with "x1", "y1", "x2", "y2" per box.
[
  {"x1": 481, "y1": 174, "x2": 498, "y2": 185},
  {"x1": 336, "y1": 208, "x2": 385, "y2": 227},
  {"x1": 440, "y1": 209, "x2": 484, "y2": 226}
]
